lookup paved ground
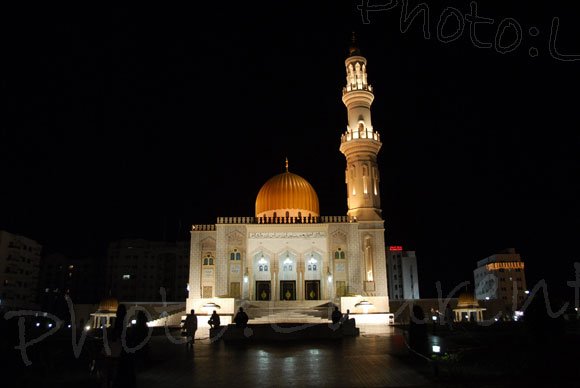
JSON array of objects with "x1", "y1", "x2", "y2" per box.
[
  {"x1": 9, "y1": 321, "x2": 577, "y2": 387},
  {"x1": 134, "y1": 325, "x2": 433, "y2": 388}
]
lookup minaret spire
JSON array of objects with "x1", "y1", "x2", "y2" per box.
[
  {"x1": 285, "y1": 157, "x2": 289, "y2": 172},
  {"x1": 339, "y1": 36, "x2": 383, "y2": 221},
  {"x1": 349, "y1": 31, "x2": 361, "y2": 57}
]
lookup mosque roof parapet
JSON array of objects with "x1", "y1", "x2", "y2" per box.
[
  {"x1": 192, "y1": 215, "x2": 356, "y2": 229},
  {"x1": 192, "y1": 224, "x2": 216, "y2": 231}
]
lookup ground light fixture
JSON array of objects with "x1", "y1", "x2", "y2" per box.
[
  {"x1": 432, "y1": 345, "x2": 441, "y2": 353},
  {"x1": 355, "y1": 300, "x2": 373, "y2": 314}
]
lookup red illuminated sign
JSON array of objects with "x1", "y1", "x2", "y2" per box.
[{"x1": 389, "y1": 246, "x2": 403, "y2": 251}]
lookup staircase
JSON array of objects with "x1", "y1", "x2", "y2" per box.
[
  {"x1": 143, "y1": 305, "x2": 186, "y2": 328},
  {"x1": 243, "y1": 301, "x2": 334, "y2": 324}
]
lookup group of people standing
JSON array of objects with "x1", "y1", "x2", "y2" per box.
[{"x1": 183, "y1": 306, "x2": 249, "y2": 347}]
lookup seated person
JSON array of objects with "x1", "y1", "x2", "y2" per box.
[
  {"x1": 208, "y1": 310, "x2": 221, "y2": 329},
  {"x1": 233, "y1": 307, "x2": 249, "y2": 328},
  {"x1": 341, "y1": 309, "x2": 350, "y2": 324}
]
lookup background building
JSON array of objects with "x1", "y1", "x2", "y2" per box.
[
  {"x1": 0, "y1": 230, "x2": 42, "y2": 309},
  {"x1": 38, "y1": 253, "x2": 101, "y2": 316},
  {"x1": 105, "y1": 238, "x2": 190, "y2": 302},
  {"x1": 387, "y1": 246, "x2": 420, "y2": 300},
  {"x1": 473, "y1": 248, "x2": 527, "y2": 311}
]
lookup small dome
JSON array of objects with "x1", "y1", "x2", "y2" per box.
[
  {"x1": 457, "y1": 292, "x2": 479, "y2": 309},
  {"x1": 256, "y1": 170, "x2": 319, "y2": 219},
  {"x1": 97, "y1": 296, "x2": 119, "y2": 313}
]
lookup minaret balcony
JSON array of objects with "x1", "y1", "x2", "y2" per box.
[
  {"x1": 342, "y1": 85, "x2": 373, "y2": 95},
  {"x1": 341, "y1": 129, "x2": 381, "y2": 143}
]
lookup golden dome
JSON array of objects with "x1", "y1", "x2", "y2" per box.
[
  {"x1": 97, "y1": 296, "x2": 119, "y2": 313},
  {"x1": 457, "y1": 291, "x2": 479, "y2": 309},
  {"x1": 256, "y1": 168, "x2": 320, "y2": 218}
]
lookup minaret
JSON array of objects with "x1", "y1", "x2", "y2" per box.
[{"x1": 339, "y1": 33, "x2": 382, "y2": 221}]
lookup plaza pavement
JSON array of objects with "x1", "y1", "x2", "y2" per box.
[{"x1": 134, "y1": 324, "x2": 434, "y2": 388}]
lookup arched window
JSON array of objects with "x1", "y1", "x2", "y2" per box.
[
  {"x1": 335, "y1": 248, "x2": 345, "y2": 259},
  {"x1": 203, "y1": 254, "x2": 214, "y2": 266},
  {"x1": 230, "y1": 250, "x2": 241, "y2": 261}
]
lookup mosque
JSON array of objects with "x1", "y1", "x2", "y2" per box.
[{"x1": 186, "y1": 39, "x2": 390, "y2": 324}]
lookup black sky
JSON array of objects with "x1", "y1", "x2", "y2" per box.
[{"x1": 2, "y1": 2, "x2": 579, "y2": 298}]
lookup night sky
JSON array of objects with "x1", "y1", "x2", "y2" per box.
[{"x1": 2, "y1": 2, "x2": 579, "y2": 298}]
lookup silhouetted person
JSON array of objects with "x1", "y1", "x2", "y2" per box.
[
  {"x1": 129, "y1": 310, "x2": 150, "y2": 368},
  {"x1": 208, "y1": 310, "x2": 221, "y2": 329},
  {"x1": 408, "y1": 305, "x2": 428, "y2": 356},
  {"x1": 184, "y1": 309, "x2": 198, "y2": 348},
  {"x1": 233, "y1": 307, "x2": 249, "y2": 328},
  {"x1": 331, "y1": 306, "x2": 342, "y2": 325},
  {"x1": 341, "y1": 309, "x2": 350, "y2": 324},
  {"x1": 523, "y1": 293, "x2": 567, "y2": 379},
  {"x1": 100, "y1": 304, "x2": 127, "y2": 388},
  {"x1": 106, "y1": 304, "x2": 136, "y2": 388},
  {"x1": 444, "y1": 304, "x2": 454, "y2": 331}
]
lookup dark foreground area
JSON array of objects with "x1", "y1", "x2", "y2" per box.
[
  {"x1": 397, "y1": 318, "x2": 580, "y2": 387},
  {"x1": 1, "y1": 316, "x2": 579, "y2": 387}
]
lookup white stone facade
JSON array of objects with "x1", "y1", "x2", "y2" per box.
[{"x1": 187, "y1": 218, "x2": 389, "y2": 315}]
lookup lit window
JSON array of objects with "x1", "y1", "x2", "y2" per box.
[{"x1": 122, "y1": 274, "x2": 131, "y2": 280}]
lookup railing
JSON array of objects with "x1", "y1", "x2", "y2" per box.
[
  {"x1": 342, "y1": 84, "x2": 373, "y2": 94},
  {"x1": 341, "y1": 128, "x2": 380, "y2": 143},
  {"x1": 217, "y1": 217, "x2": 255, "y2": 224},
  {"x1": 191, "y1": 225, "x2": 216, "y2": 231},
  {"x1": 192, "y1": 216, "x2": 355, "y2": 229}
]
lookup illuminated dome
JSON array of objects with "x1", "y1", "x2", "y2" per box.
[
  {"x1": 97, "y1": 296, "x2": 119, "y2": 313},
  {"x1": 256, "y1": 163, "x2": 319, "y2": 219},
  {"x1": 457, "y1": 291, "x2": 479, "y2": 309}
]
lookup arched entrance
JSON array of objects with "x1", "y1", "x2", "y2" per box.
[
  {"x1": 254, "y1": 251, "x2": 271, "y2": 301},
  {"x1": 304, "y1": 251, "x2": 322, "y2": 300},
  {"x1": 279, "y1": 251, "x2": 297, "y2": 300}
]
